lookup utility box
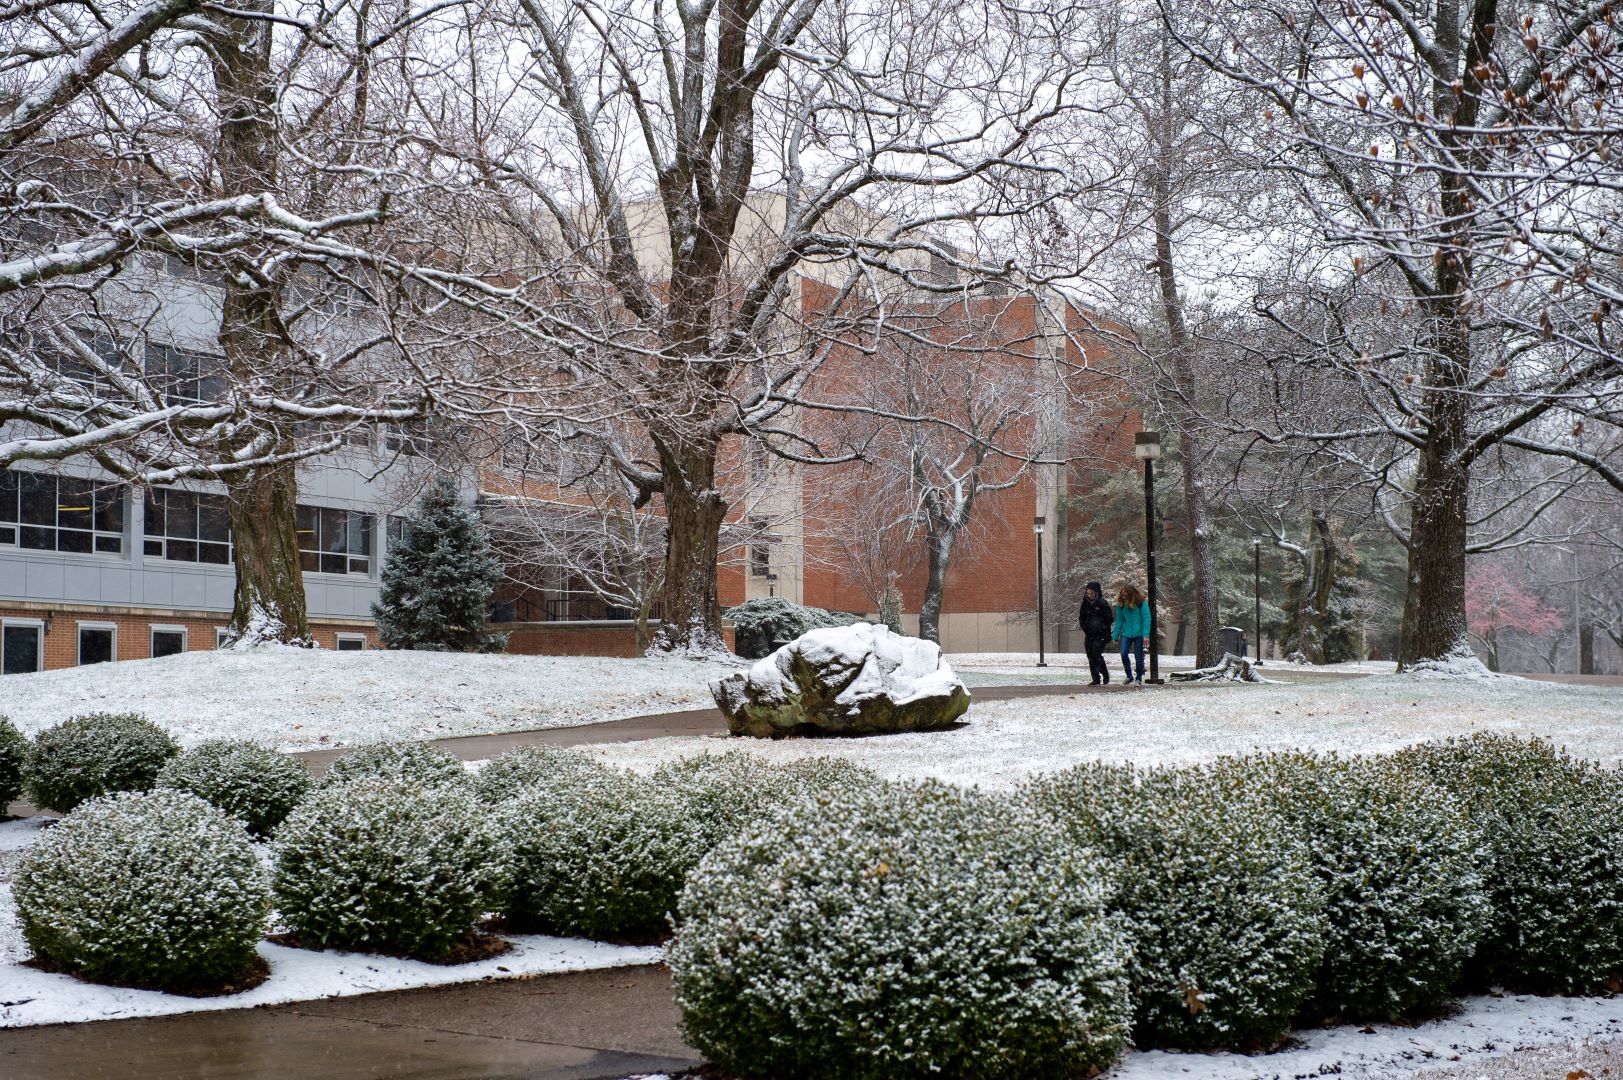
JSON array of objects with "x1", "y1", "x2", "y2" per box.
[{"x1": 1219, "y1": 625, "x2": 1248, "y2": 658}]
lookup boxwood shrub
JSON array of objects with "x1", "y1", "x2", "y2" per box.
[
  {"x1": 473, "y1": 744, "x2": 614, "y2": 804},
  {"x1": 1206, "y1": 752, "x2": 1488, "y2": 1021},
  {"x1": 1393, "y1": 733, "x2": 1623, "y2": 993},
  {"x1": 1025, "y1": 762, "x2": 1325, "y2": 1051},
  {"x1": 273, "y1": 779, "x2": 504, "y2": 960},
  {"x1": 323, "y1": 741, "x2": 468, "y2": 789},
  {"x1": 0, "y1": 715, "x2": 28, "y2": 809},
  {"x1": 25, "y1": 713, "x2": 180, "y2": 813},
  {"x1": 652, "y1": 750, "x2": 883, "y2": 853},
  {"x1": 156, "y1": 739, "x2": 312, "y2": 836},
  {"x1": 496, "y1": 766, "x2": 698, "y2": 941},
  {"x1": 14, "y1": 789, "x2": 269, "y2": 992},
  {"x1": 670, "y1": 779, "x2": 1133, "y2": 1080}
]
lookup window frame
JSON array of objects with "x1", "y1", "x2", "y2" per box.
[
  {"x1": 143, "y1": 488, "x2": 233, "y2": 567},
  {"x1": 1, "y1": 618, "x2": 45, "y2": 675},
  {"x1": 151, "y1": 625, "x2": 188, "y2": 659},
  {"x1": 76, "y1": 621, "x2": 118, "y2": 666},
  {"x1": 296, "y1": 504, "x2": 374, "y2": 578},
  {"x1": 216, "y1": 627, "x2": 232, "y2": 648},
  {"x1": 334, "y1": 633, "x2": 367, "y2": 652},
  {"x1": 0, "y1": 470, "x2": 127, "y2": 557}
]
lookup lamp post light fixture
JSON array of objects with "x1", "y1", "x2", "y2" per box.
[
  {"x1": 1033, "y1": 516, "x2": 1047, "y2": 668},
  {"x1": 1252, "y1": 537, "x2": 1263, "y2": 662},
  {"x1": 1133, "y1": 432, "x2": 1163, "y2": 684}
]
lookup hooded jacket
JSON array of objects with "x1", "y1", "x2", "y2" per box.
[
  {"x1": 1078, "y1": 581, "x2": 1114, "y2": 640},
  {"x1": 1112, "y1": 598, "x2": 1152, "y2": 641}
]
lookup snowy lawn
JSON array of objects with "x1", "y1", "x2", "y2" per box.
[
  {"x1": 0, "y1": 647, "x2": 738, "y2": 751},
  {"x1": 586, "y1": 674, "x2": 1623, "y2": 787}
]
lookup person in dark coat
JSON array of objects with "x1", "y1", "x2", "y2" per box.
[{"x1": 1078, "y1": 580, "x2": 1114, "y2": 686}]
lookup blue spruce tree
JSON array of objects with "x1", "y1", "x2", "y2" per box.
[{"x1": 373, "y1": 473, "x2": 503, "y2": 651}]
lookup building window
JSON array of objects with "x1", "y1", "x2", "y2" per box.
[
  {"x1": 335, "y1": 634, "x2": 367, "y2": 652},
  {"x1": 0, "y1": 470, "x2": 125, "y2": 555},
  {"x1": 151, "y1": 626, "x2": 187, "y2": 658},
  {"x1": 748, "y1": 518, "x2": 773, "y2": 579},
  {"x1": 1, "y1": 619, "x2": 44, "y2": 674},
  {"x1": 144, "y1": 489, "x2": 232, "y2": 565},
  {"x1": 78, "y1": 623, "x2": 116, "y2": 665},
  {"x1": 385, "y1": 515, "x2": 408, "y2": 554},
  {"x1": 216, "y1": 627, "x2": 232, "y2": 648},
  {"x1": 297, "y1": 505, "x2": 373, "y2": 576},
  {"x1": 148, "y1": 342, "x2": 226, "y2": 405}
]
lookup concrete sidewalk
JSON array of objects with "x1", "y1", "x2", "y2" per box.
[{"x1": 0, "y1": 963, "x2": 700, "y2": 1080}]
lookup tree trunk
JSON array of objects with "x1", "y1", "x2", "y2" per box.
[
  {"x1": 211, "y1": 0, "x2": 309, "y2": 645},
  {"x1": 1173, "y1": 616, "x2": 1187, "y2": 656},
  {"x1": 1397, "y1": 370, "x2": 1471, "y2": 668},
  {"x1": 1580, "y1": 622, "x2": 1595, "y2": 675},
  {"x1": 648, "y1": 435, "x2": 728, "y2": 655},
  {"x1": 1150, "y1": 39, "x2": 1221, "y2": 668},
  {"x1": 1308, "y1": 511, "x2": 1338, "y2": 663},
  {"x1": 918, "y1": 522, "x2": 955, "y2": 645},
  {"x1": 227, "y1": 459, "x2": 310, "y2": 644}
]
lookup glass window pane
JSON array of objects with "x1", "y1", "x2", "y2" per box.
[
  {"x1": 58, "y1": 530, "x2": 92, "y2": 554},
  {"x1": 296, "y1": 505, "x2": 317, "y2": 551},
  {"x1": 167, "y1": 540, "x2": 198, "y2": 563},
  {"x1": 199, "y1": 542, "x2": 230, "y2": 565},
  {"x1": 152, "y1": 631, "x2": 185, "y2": 658},
  {"x1": 57, "y1": 479, "x2": 92, "y2": 532},
  {"x1": 167, "y1": 491, "x2": 197, "y2": 538},
  {"x1": 199, "y1": 496, "x2": 230, "y2": 543},
  {"x1": 299, "y1": 550, "x2": 319, "y2": 573},
  {"x1": 144, "y1": 493, "x2": 164, "y2": 537},
  {"x1": 321, "y1": 552, "x2": 346, "y2": 575},
  {"x1": 3, "y1": 625, "x2": 40, "y2": 674},
  {"x1": 19, "y1": 474, "x2": 55, "y2": 526},
  {"x1": 321, "y1": 509, "x2": 346, "y2": 553},
  {"x1": 348, "y1": 557, "x2": 369, "y2": 575},
  {"x1": 0, "y1": 471, "x2": 16, "y2": 523},
  {"x1": 0, "y1": 526, "x2": 15, "y2": 545},
  {"x1": 20, "y1": 526, "x2": 52, "y2": 550},
  {"x1": 144, "y1": 539, "x2": 163, "y2": 557},
  {"x1": 93, "y1": 486, "x2": 123, "y2": 533},
  {"x1": 79, "y1": 627, "x2": 114, "y2": 665},
  {"x1": 94, "y1": 535, "x2": 121, "y2": 554}
]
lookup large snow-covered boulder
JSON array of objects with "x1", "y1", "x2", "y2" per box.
[{"x1": 711, "y1": 623, "x2": 970, "y2": 738}]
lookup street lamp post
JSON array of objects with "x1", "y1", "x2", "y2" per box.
[
  {"x1": 1033, "y1": 516, "x2": 1047, "y2": 668},
  {"x1": 1252, "y1": 538, "x2": 1262, "y2": 662},
  {"x1": 1133, "y1": 432, "x2": 1163, "y2": 684}
]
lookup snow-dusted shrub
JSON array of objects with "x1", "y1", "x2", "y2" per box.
[
  {"x1": 497, "y1": 767, "x2": 698, "y2": 940},
  {"x1": 1393, "y1": 734, "x2": 1623, "y2": 993},
  {"x1": 156, "y1": 740, "x2": 312, "y2": 836},
  {"x1": 25, "y1": 713, "x2": 180, "y2": 813},
  {"x1": 1026, "y1": 762, "x2": 1325, "y2": 1051},
  {"x1": 1207, "y1": 752, "x2": 1488, "y2": 1021},
  {"x1": 0, "y1": 714, "x2": 28, "y2": 808},
  {"x1": 274, "y1": 779, "x2": 504, "y2": 960},
  {"x1": 14, "y1": 790, "x2": 269, "y2": 991},
  {"x1": 472, "y1": 744, "x2": 613, "y2": 804},
  {"x1": 652, "y1": 750, "x2": 883, "y2": 852},
  {"x1": 725, "y1": 596, "x2": 865, "y2": 659},
  {"x1": 670, "y1": 780, "x2": 1133, "y2": 1079},
  {"x1": 323, "y1": 741, "x2": 468, "y2": 789}
]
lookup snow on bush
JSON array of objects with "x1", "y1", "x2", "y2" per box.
[
  {"x1": 472, "y1": 744, "x2": 614, "y2": 804},
  {"x1": 669, "y1": 780, "x2": 1133, "y2": 1079},
  {"x1": 652, "y1": 750, "x2": 883, "y2": 853},
  {"x1": 323, "y1": 741, "x2": 468, "y2": 789},
  {"x1": 156, "y1": 740, "x2": 312, "y2": 837},
  {"x1": 496, "y1": 766, "x2": 697, "y2": 941},
  {"x1": 1025, "y1": 762, "x2": 1325, "y2": 1051},
  {"x1": 0, "y1": 715, "x2": 28, "y2": 807},
  {"x1": 13, "y1": 790, "x2": 269, "y2": 992},
  {"x1": 273, "y1": 780, "x2": 504, "y2": 960},
  {"x1": 25, "y1": 713, "x2": 180, "y2": 813},
  {"x1": 1393, "y1": 733, "x2": 1623, "y2": 993},
  {"x1": 725, "y1": 596, "x2": 866, "y2": 660},
  {"x1": 1207, "y1": 752, "x2": 1488, "y2": 1021}
]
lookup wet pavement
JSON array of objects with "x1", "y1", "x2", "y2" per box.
[{"x1": 0, "y1": 963, "x2": 699, "y2": 1080}]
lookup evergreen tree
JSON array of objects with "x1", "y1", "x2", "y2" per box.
[{"x1": 373, "y1": 473, "x2": 503, "y2": 651}]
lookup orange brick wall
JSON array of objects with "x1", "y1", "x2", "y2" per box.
[{"x1": 0, "y1": 606, "x2": 380, "y2": 671}]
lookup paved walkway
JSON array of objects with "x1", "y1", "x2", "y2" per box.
[{"x1": 0, "y1": 964, "x2": 699, "y2": 1080}]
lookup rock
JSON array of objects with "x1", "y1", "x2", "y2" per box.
[{"x1": 711, "y1": 623, "x2": 971, "y2": 738}]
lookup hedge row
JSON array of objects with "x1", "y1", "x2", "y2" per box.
[{"x1": 12, "y1": 727, "x2": 1623, "y2": 1079}]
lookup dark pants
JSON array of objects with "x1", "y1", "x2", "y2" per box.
[
  {"x1": 1084, "y1": 636, "x2": 1110, "y2": 683},
  {"x1": 1120, "y1": 636, "x2": 1145, "y2": 682}
]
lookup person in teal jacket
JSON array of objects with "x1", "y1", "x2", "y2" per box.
[{"x1": 1112, "y1": 583, "x2": 1151, "y2": 685}]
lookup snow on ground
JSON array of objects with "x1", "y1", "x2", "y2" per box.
[
  {"x1": 587, "y1": 674, "x2": 1623, "y2": 788},
  {"x1": 949, "y1": 651, "x2": 1401, "y2": 676},
  {"x1": 0, "y1": 897, "x2": 660, "y2": 1028},
  {"x1": 1109, "y1": 994, "x2": 1623, "y2": 1079},
  {"x1": 0, "y1": 647, "x2": 735, "y2": 751}
]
